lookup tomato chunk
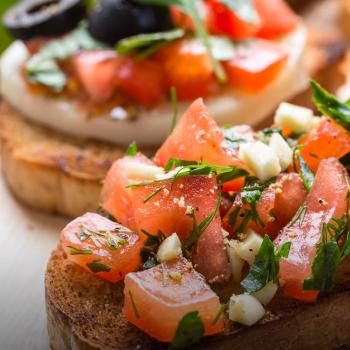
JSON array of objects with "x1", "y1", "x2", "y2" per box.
[
  {"x1": 299, "y1": 118, "x2": 350, "y2": 173},
  {"x1": 101, "y1": 154, "x2": 162, "y2": 232},
  {"x1": 207, "y1": 0, "x2": 261, "y2": 40},
  {"x1": 123, "y1": 257, "x2": 224, "y2": 342},
  {"x1": 155, "y1": 39, "x2": 216, "y2": 100},
  {"x1": 224, "y1": 40, "x2": 288, "y2": 92},
  {"x1": 60, "y1": 213, "x2": 143, "y2": 283},
  {"x1": 117, "y1": 58, "x2": 166, "y2": 108},
  {"x1": 254, "y1": 0, "x2": 299, "y2": 39},
  {"x1": 223, "y1": 173, "x2": 307, "y2": 238},
  {"x1": 275, "y1": 158, "x2": 349, "y2": 301},
  {"x1": 73, "y1": 50, "x2": 120, "y2": 103},
  {"x1": 154, "y1": 98, "x2": 247, "y2": 191},
  {"x1": 131, "y1": 175, "x2": 231, "y2": 283}
]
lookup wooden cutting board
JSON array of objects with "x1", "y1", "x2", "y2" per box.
[{"x1": 0, "y1": 161, "x2": 69, "y2": 350}]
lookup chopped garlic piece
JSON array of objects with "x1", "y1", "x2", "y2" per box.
[
  {"x1": 274, "y1": 102, "x2": 314, "y2": 133},
  {"x1": 235, "y1": 229, "x2": 263, "y2": 265},
  {"x1": 157, "y1": 233, "x2": 182, "y2": 262},
  {"x1": 124, "y1": 162, "x2": 164, "y2": 180},
  {"x1": 229, "y1": 294, "x2": 265, "y2": 326},
  {"x1": 269, "y1": 132, "x2": 292, "y2": 171},
  {"x1": 252, "y1": 281, "x2": 278, "y2": 305},
  {"x1": 226, "y1": 240, "x2": 245, "y2": 282},
  {"x1": 239, "y1": 141, "x2": 281, "y2": 182}
]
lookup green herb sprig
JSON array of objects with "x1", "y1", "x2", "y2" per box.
[{"x1": 241, "y1": 236, "x2": 291, "y2": 293}]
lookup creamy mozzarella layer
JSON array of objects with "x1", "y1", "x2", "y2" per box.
[{"x1": 0, "y1": 26, "x2": 307, "y2": 147}]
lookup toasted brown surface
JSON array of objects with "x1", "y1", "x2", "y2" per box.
[
  {"x1": 46, "y1": 246, "x2": 350, "y2": 350},
  {"x1": 0, "y1": 102, "x2": 154, "y2": 217}
]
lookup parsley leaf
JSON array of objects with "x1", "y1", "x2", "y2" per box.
[
  {"x1": 311, "y1": 80, "x2": 350, "y2": 131},
  {"x1": 116, "y1": 28, "x2": 185, "y2": 55},
  {"x1": 126, "y1": 142, "x2": 138, "y2": 156},
  {"x1": 86, "y1": 260, "x2": 111, "y2": 273},
  {"x1": 169, "y1": 86, "x2": 178, "y2": 134},
  {"x1": 296, "y1": 153, "x2": 315, "y2": 192},
  {"x1": 241, "y1": 236, "x2": 291, "y2": 293},
  {"x1": 26, "y1": 25, "x2": 104, "y2": 91},
  {"x1": 170, "y1": 311, "x2": 205, "y2": 349},
  {"x1": 303, "y1": 213, "x2": 350, "y2": 292},
  {"x1": 67, "y1": 246, "x2": 93, "y2": 255},
  {"x1": 140, "y1": 229, "x2": 166, "y2": 269}
]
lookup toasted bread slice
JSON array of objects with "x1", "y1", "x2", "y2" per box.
[
  {"x1": 0, "y1": 102, "x2": 155, "y2": 217},
  {"x1": 46, "y1": 245, "x2": 350, "y2": 350}
]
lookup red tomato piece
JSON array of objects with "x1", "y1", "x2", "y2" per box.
[
  {"x1": 101, "y1": 154, "x2": 160, "y2": 232},
  {"x1": 207, "y1": 0, "x2": 261, "y2": 40},
  {"x1": 224, "y1": 40, "x2": 288, "y2": 92},
  {"x1": 223, "y1": 173, "x2": 307, "y2": 239},
  {"x1": 131, "y1": 176, "x2": 231, "y2": 283},
  {"x1": 275, "y1": 158, "x2": 349, "y2": 302},
  {"x1": 123, "y1": 257, "x2": 224, "y2": 342},
  {"x1": 154, "y1": 98, "x2": 248, "y2": 192},
  {"x1": 60, "y1": 213, "x2": 143, "y2": 283},
  {"x1": 155, "y1": 39, "x2": 216, "y2": 100},
  {"x1": 299, "y1": 118, "x2": 350, "y2": 173},
  {"x1": 73, "y1": 50, "x2": 120, "y2": 103},
  {"x1": 254, "y1": 0, "x2": 299, "y2": 39},
  {"x1": 117, "y1": 58, "x2": 166, "y2": 108}
]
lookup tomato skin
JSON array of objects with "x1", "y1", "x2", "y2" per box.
[
  {"x1": 275, "y1": 158, "x2": 349, "y2": 302},
  {"x1": 299, "y1": 118, "x2": 350, "y2": 173},
  {"x1": 101, "y1": 154, "x2": 156, "y2": 232},
  {"x1": 117, "y1": 58, "x2": 166, "y2": 108},
  {"x1": 254, "y1": 0, "x2": 299, "y2": 39},
  {"x1": 154, "y1": 98, "x2": 248, "y2": 192},
  {"x1": 60, "y1": 213, "x2": 143, "y2": 283},
  {"x1": 123, "y1": 257, "x2": 224, "y2": 342},
  {"x1": 131, "y1": 175, "x2": 231, "y2": 283},
  {"x1": 207, "y1": 0, "x2": 261, "y2": 40},
  {"x1": 154, "y1": 39, "x2": 216, "y2": 100},
  {"x1": 223, "y1": 173, "x2": 307, "y2": 239},
  {"x1": 224, "y1": 40, "x2": 288, "y2": 92},
  {"x1": 73, "y1": 50, "x2": 120, "y2": 103}
]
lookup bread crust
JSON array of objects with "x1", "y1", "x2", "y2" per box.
[
  {"x1": 0, "y1": 102, "x2": 154, "y2": 217},
  {"x1": 46, "y1": 246, "x2": 350, "y2": 350}
]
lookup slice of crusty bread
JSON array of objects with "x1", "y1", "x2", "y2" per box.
[
  {"x1": 46, "y1": 245, "x2": 350, "y2": 350},
  {"x1": 0, "y1": 102, "x2": 154, "y2": 217}
]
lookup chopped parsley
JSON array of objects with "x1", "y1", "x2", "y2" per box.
[
  {"x1": 140, "y1": 229, "x2": 166, "y2": 269},
  {"x1": 296, "y1": 153, "x2": 315, "y2": 192},
  {"x1": 170, "y1": 311, "x2": 205, "y2": 349},
  {"x1": 211, "y1": 304, "x2": 226, "y2": 326},
  {"x1": 183, "y1": 191, "x2": 221, "y2": 251},
  {"x1": 126, "y1": 142, "x2": 138, "y2": 156},
  {"x1": 241, "y1": 235, "x2": 291, "y2": 293},
  {"x1": 67, "y1": 246, "x2": 93, "y2": 255},
  {"x1": 311, "y1": 80, "x2": 350, "y2": 131},
  {"x1": 143, "y1": 188, "x2": 162, "y2": 204},
  {"x1": 303, "y1": 213, "x2": 350, "y2": 292},
  {"x1": 169, "y1": 86, "x2": 178, "y2": 134},
  {"x1": 86, "y1": 260, "x2": 111, "y2": 273}
]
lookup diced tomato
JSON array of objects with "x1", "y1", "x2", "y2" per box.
[
  {"x1": 207, "y1": 0, "x2": 261, "y2": 40},
  {"x1": 123, "y1": 257, "x2": 224, "y2": 342},
  {"x1": 130, "y1": 175, "x2": 231, "y2": 283},
  {"x1": 60, "y1": 213, "x2": 143, "y2": 283},
  {"x1": 223, "y1": 173, "x2": 307, "y2": 238},
  {"x1": 275, "y1": 158, "x2": 349, "y2": 302},
  {"x1": 73, "y1": 50, "x2": 120, "y2": 103},
  {"x1": 254, "y1": 0, "x2": 299, "y2": 39},
  {"x1": 224, "y1": 40, "x2": 288, "y2": 92},
  {"x1": 154, "y1": 99, "x2": 248, "y2": 192},
  {"x1": 116, "y1": 58, "x2": 166, "y2": 108},
  {"x1": 101, "y1": 154, "x2": 161, "y2": 232},
  {"x1": 299, "y1": 118, "x2": 350, "y2": 173},
  {"x1": 154, "y1": 39, "x2": 216, "y2": 100}
]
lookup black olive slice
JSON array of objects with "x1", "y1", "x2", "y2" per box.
[
  {"x1": 88, "y1": 0, "x2": 172, "y2": 45},
  {"x1": 3, "y1": 0, "x2": 86, "y2": 41}
]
